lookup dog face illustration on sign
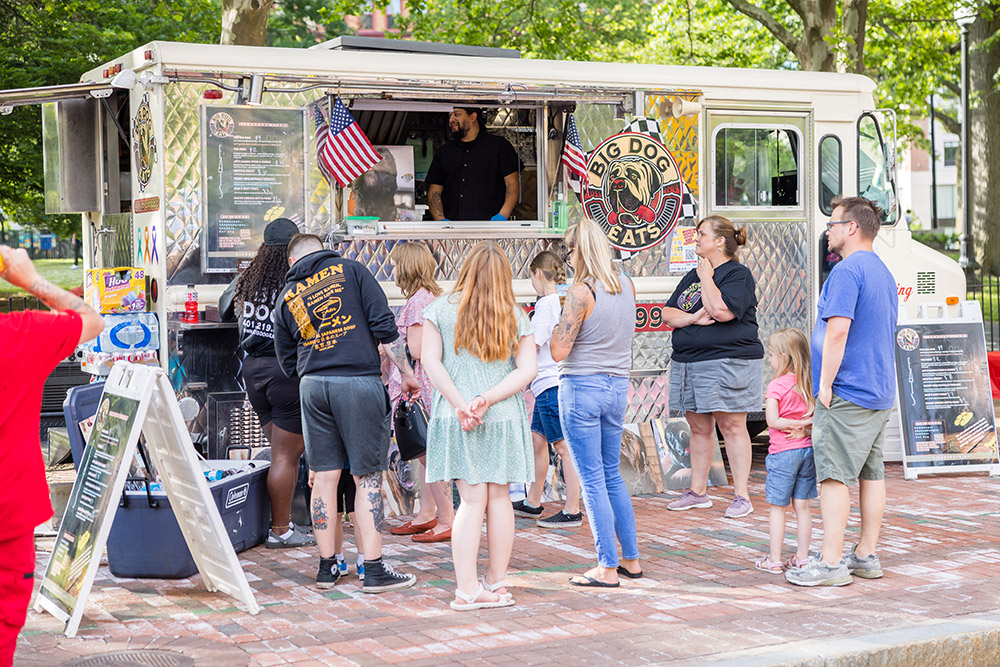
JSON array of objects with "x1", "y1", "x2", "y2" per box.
[{"x1": 583, "y1": 133, "x2": 683, "y2": 252}]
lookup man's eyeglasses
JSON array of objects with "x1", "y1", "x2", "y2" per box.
[{"x1": 825, "y1": 220, "x2": 853, "y2": 231}]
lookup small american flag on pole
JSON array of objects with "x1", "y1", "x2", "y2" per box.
[
  {"x1": 560, "y1": 113, "x2": 588, "y2": 182},
  {"x1": 313, "y1": 98, "x2": 382, "y2": 187}
]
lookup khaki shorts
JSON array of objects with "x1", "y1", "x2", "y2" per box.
[{"x1": 812, "y1": 394, "x2": 891, "y2": 486}]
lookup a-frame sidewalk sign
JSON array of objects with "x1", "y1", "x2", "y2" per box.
[
  {"x1": 35, "y1": 361, "x2": 260, "y2": 637},
  {"x1": 894, "y1": 300, "x2": 1000, "y2": 480}
]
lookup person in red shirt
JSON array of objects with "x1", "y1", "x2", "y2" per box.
[{"x1": 0, "y1": 246, "x2": 102, "y2": 666}]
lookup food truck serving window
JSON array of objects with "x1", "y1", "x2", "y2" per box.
[{"x1": 713, "y1": 125, "x2": 802, "y2": 209}]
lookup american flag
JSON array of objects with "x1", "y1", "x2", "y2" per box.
[
  {"x1": 313, "y1": 98, "x2": 382, "y2": 187},
  {"x1": 560, "y1": 113, "x2": 588, "y2": 182}
]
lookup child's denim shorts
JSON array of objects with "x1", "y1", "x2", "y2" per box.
[{"x1": 765, "y1": 446, "x2": 818, "y2": 506}]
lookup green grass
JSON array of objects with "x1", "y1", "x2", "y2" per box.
[{"x1": 0, "y1": 259, "x2": 84, "y2": 298}]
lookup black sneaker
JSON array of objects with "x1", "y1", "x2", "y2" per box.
[
  {"x1": 316, "y1": 557, "x2": 340, "y2": 590},
  {"x1": 362, "y1": 559, "x2": 416, "y2": 594},
  {"x1": 512, "y1": 500, "x2": 543, "y2": 517},
  {"x1": 537, "y1": 510, "x2": 583, "y2": 528}
]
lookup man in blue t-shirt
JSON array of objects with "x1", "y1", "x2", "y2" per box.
[{"x1": 786, "y1": 197, "x2": 898, "y2": 588}]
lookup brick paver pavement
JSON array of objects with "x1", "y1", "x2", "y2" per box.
[{"x1": 16, "y1": 453, "x2": 1000, "y2": 666}]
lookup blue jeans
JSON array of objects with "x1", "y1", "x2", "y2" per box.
[{"x1": 558, "y1": 374, "x2": 639, "y2": 567}]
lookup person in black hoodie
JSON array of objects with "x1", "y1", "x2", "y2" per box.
[
  {"x1": 274, "y1": 233, "x2": 421, "y2": 593},
  {"x1": 220, "y1": 218, "x2": 316, "y2": 549}
]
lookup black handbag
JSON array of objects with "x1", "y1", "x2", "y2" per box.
[{"x1": 394, "y1": 398, "x2": 428, "y2": 461}]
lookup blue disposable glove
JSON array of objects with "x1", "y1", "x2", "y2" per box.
[
  {"x1": 491, "y1": 213, "x2": 508, "y2": 221},
  {"x1": 441, "y1": 218, "x2": 450, "y2": 222}
]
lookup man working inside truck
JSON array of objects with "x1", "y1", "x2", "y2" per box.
[
  {"x1": 426, "y1": 107, "x2": 520, "y2": 222},
  {"x1": 0, "y1": 246, "x2": 103, "y2": 665}
]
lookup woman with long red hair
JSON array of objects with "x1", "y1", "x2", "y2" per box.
[{"x1": 421, "y1": 241, "x2": 537, "y2": 610}]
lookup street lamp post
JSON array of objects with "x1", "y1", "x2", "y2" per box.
[{"x1": 955, "y1": 7, "x2": 979, "y2": 274}]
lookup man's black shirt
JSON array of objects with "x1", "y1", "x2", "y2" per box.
[{"x1": 425, "y1": 132, "x2": 520, "y2": 221}]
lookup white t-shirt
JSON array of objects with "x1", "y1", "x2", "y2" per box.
[{"x1": 530, "y1": 293, "x2": 561, "y2": 395}]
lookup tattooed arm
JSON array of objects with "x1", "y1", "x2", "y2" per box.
[
  {"x1": 0, "y1": 245, "x2": 103, "y2": 342},
  {"x1": 428, "y1": 184, "x2": 446, "y2": 221},
  {"x1": 549, "y1": 283, "x2": 595, "y2": 363},
  {"x1": 379, "y1": 338, "x2": 421, "y2": 399},
  {"x1": 498, "y1": 172, "x2": 519, "y2": 219}
]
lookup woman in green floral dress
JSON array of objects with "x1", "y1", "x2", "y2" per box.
[{"x1": 421, "y1": 242, "x2": 537, "y2": 611}]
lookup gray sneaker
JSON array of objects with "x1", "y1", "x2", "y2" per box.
[
  {"x1": 784, "y1": 556, "x2": 852, "y2": 587},
  {"x1": 667, "y1": 490, "x2": 713, "y2": 511},
  {"x1": 265, "y1": 528, "x2": 317, "y2": 549},
  {"x1": 844, "y1": 545, "x2": 884, "y2": 579}
]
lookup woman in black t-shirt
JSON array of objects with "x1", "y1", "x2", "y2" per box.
[{"x1": 662, "y1": 216, "x2": 764, "y2": 519}]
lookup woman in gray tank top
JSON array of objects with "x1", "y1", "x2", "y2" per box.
[{"x1": 550, "y1": 219, "x2": 642, "y2": 587}]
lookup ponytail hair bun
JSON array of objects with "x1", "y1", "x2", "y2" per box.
[{"x1": 734, "y1": 227, "x2": 748, "y2": 247}]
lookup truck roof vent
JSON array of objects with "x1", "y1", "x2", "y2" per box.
[{"x1": 310, "y1": 36, "x2": 521, "y2": 59}]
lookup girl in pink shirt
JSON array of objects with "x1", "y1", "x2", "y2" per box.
[{"x1": 756, "y1": 328, "x2": 817, "y2": 573}]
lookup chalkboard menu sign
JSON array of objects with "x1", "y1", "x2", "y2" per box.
[
  {"x1": 200, "y1": 105, "x2": 306, "y2": 273},
  {"x1": 893, "y1": 304, "x2": 1000, "y2": 479},
  {"x1": 37, "y1": 390, "x2": 143, "y2": 627}
]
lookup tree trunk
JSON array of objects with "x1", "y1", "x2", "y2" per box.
[
  {"x1": 841, "y1": 0, "x2": 868, "y2": 73},
  {"x1": 969, "y1": 4, "x2": 1000, "y2": 274},
  {"x1": 221, "y1": 0, "x2": 274, "y2": 46}
]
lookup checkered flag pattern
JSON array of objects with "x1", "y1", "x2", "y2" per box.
[{"x1": 623, "y1": 116, "x2": 699, "y2": 224}]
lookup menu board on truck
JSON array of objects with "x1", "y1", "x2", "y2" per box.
[
  {"x1": 201, "y1": 105, "x2": 307, "y2": 273},
  {"x1": 893, "y1": 302, "x2": 1000, "y2": 479}
]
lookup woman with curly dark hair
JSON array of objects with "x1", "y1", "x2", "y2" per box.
[{"x1": 220, "y1": 218, "x2": 315, "y2": 549}]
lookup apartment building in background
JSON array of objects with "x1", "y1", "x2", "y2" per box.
[
  {"x1": 345, "y1": 0, "x2": 406, "y2": 37},
  {"x1": 898, "y1": 116, "x2": 958, "y2": 232}
]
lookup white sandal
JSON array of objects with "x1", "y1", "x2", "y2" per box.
[
  {"x1": 450, "y1": 583, "x2": 515, "y2": 611},
  {"x1": 482, "y1": 575, "x2": 513, "y2": 601}
]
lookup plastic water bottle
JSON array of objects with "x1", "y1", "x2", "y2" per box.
[{"x1": 184, "y1": 285, "x2": 199, "y2": 324}]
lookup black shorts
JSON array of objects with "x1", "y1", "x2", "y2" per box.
[
  {"x1": 241, "y1": 355, "x2": 302, "y2": 434},
  {"x1": 337, "y1": 472, "x2": 356, "y2": 514}
]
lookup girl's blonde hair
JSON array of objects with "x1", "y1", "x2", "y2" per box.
[
  {"x1": 767, "y1": 328, "x2": 814, "y2": 412},
  {"x1": 390, "y1": 242, "x2": 442, "y2": 299},
  {"x1": 564, "y1": 218, "x2": 621, "y2": 294},
  {"x1": 453, "y1": 242, "x2": 519, "y2": 362},
  {"x1": 528, "y1": 250, "x2": 566, "y2": 284}
]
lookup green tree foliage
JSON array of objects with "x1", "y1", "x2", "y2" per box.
[
  {"x1": 0, "y1": 1, "x2": 218, "y2": 236},
  {"x1": 396, "y1": 0, "x2": 654, "y2": 62},
  {"x1": 267, "y1": 1, "x2": 349, "y2": 48}
]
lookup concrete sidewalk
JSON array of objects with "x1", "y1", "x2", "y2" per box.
[{"x1": 16, "y1": 452, "x2": 1000, "y2": 666}]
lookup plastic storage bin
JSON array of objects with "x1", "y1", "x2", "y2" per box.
[
  {"x1": 107, "y1": 460, "x2": 271, "y2": 579},
  {"x1": 62, "y1": 382, "x2": 105, "y2": 469}
]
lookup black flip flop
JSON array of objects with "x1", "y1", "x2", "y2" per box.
[
  {"x1": 568, "y1": 575, "x2": 620, "y2": 588},
  {"x1": 617, "y1": 566, "x2": 643, "y2": 579}
]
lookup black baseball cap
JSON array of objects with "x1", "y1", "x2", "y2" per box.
[{"x1": 263, "y1": 218, "x2": 298, "y2": 246}]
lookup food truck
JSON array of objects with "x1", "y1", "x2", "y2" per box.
[{"x1": 0, "y1": 36, "x2": 964, "y2": 471}]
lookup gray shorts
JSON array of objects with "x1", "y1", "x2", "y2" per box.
[
  {"x1": 670, "y1": 357, "x2": 763, "y2": 414},
  {"x1": 812, "y1": 393, "x2": 891, "y2": 486},
  {"x1": 299, "y1": 375, "x2": 391, "y2": 476}
]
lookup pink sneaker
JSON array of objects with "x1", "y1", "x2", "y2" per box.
[
  {"x1": 667, "y1": 490, "x2": 712, "y2": 511},
  {"x1": 724, "y1": 495, "x2": 754, "y2": 518}
]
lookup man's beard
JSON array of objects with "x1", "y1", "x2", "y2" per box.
[{"x1": 450, "y1": 125, "x2": 467, "y2": 140}]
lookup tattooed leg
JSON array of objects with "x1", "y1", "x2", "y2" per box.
[
  {"x1": 310, "y1": 469, "x2": 341, "y2": 558},
  {"x1": 353, "y1": 472, "x2": 385, "y2": 558},
  {"x1": 312, "y1": 496, "x2": 329, "y2": 531}
]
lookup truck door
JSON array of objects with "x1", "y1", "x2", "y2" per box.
[{"x1": 706, "y1": 111, "x2": 813, "y2": 344}]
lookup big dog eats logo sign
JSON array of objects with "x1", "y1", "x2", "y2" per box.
[{"x1": 583, "y1": 132, "x2": 683, "y2": 252}]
